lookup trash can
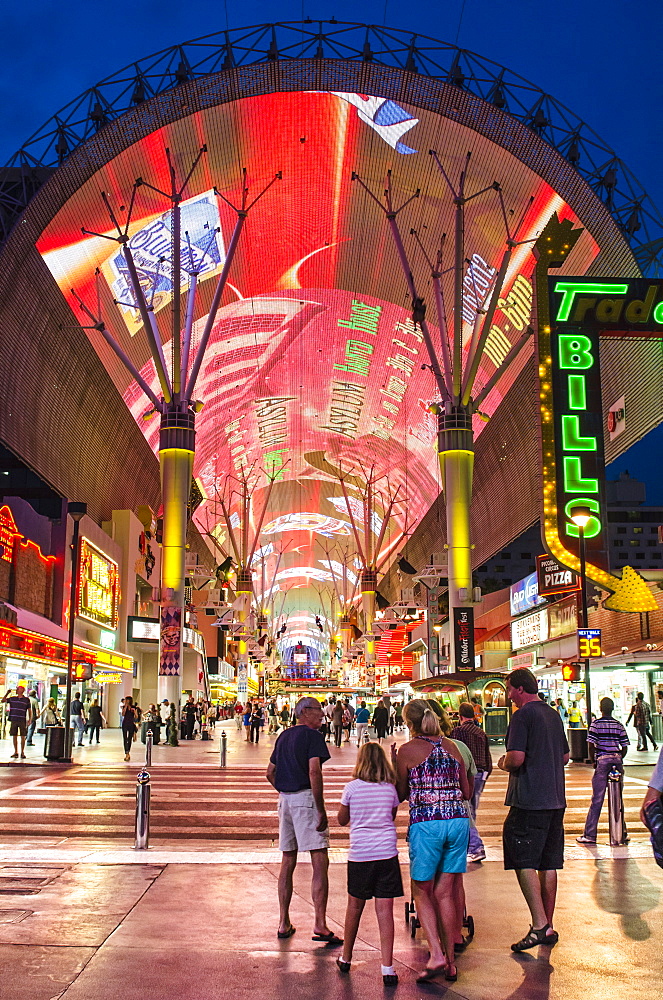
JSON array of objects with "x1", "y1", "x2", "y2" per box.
[
  {"x1": 44, "y1": 726, "x2": 66, "y2": 760},
  {"x1": 140, "y1": 721, "x2": 148, "y2": 744},
  {"x1": 567, "y1": 727, "x2": 588, "y2": 762}
]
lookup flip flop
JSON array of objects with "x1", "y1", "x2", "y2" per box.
[
  {"x1": 277, "y1": 925, "x2": 296, "y2": 939},
  {"x1": 312, "y1": 931, "x2": 343, "y2": 946},
  {"x1": 416, "y1": 965, "x2": 447, "y2": 983}
]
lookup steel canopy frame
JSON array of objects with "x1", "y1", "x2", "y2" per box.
[{"x1": 0, "y1": 20, "x2": 661, "y2": 270}]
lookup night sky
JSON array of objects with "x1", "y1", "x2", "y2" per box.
[{"x1": 2, "y1": 0, "x2": 662, "y2": 497}]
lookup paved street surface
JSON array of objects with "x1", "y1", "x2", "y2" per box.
[{"x1": 0, "y1": 723, "x2": 661, "y2": 999}]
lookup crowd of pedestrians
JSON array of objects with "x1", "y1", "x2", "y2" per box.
[{"x1": 264, "y1": 668, "x2": 663, "y2": 987}]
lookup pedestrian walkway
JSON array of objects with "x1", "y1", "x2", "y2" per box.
[
  {"x1": 0, "y1": 724, "x2": 656, "y2": 848},
  {"x1": 4, "y1": 853, "x2": 661, "y2": 1000}
]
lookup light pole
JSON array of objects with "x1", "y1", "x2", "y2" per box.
[
  {"x1": 62, "y1": 501, "x2": 87, "y2": 762},
  {"x1": 569, "y1": 504, "x2": 593, "y2": 731}
]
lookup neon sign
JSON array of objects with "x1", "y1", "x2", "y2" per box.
[
  {"x1": 0, "y1": 506, "x2": 19, "y2": 563},
  {"x1": 78, "y1": 539, "x2": 120, "y2": 629},
  {"x1": 535, "y1": 216, "x2": 657, "y2": 612}
]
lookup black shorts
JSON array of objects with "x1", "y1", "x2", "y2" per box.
[
  {"x1": 347, "y1": 856, "x2": 404, "y2": 900},
  {"x1": 503, "y1": 807, "x2": 565, "y2": 871}
]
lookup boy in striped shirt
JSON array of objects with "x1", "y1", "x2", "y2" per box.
[{"x1": 577, "y1": 698, "x2": 629, "y2": 844}]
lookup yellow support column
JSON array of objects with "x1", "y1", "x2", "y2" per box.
[{"x1": 158, "y1": 407, "x2": 195, "y2": 713}]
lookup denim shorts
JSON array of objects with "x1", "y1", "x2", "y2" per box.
[{"x1": 408, "y1": 818, "x2": 470, "y2": 880}]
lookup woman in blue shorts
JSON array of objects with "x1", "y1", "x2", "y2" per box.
[{"x1": 395, "y1": 699, "x2": 470, "y2": 984}]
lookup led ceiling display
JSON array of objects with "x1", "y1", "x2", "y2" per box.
[
  {"x1": 36, "y1": 90, "x2": 599, "y2": 619},
  {"x1": 2, "y1": 22, "x2": 656, "y2": 674}
]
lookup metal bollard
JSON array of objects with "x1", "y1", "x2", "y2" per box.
[
  {"x1": 607, "y1": 764, "x2": 628, "y2": 846},
  {"x1": 134, "y1": 768, "x2": 151, "y2": 850},
  {"x1": 220, "y1": 729, "x2": 227, "y2": 767},
  {"x1": 145, "y1": 732, "x2": 153, "y2": 767}
]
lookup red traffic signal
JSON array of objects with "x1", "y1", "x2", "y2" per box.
[{"x1": 561, "y1": 662, "x2": 582, "y2": 683}]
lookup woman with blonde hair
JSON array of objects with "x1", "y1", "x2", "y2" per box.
[
  {"x1": 395, "y1": 699, "x2": 470, "y2": 983},
  {"x1": 337, "y1": 741, "x2": 402, "y2": 987}
]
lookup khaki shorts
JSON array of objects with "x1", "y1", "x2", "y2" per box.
[{"x1": 278, "y1": 789, "x2": 329, "y2": 853}]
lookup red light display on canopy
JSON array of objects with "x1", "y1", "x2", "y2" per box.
[{"x1": 36, "y1": 91, "x2": 599, "y2": 633}]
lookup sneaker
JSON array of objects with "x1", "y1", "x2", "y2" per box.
[
  {"x1": 576, "y1": 835, "x2": 596, "y2": 844},
  {"x1": 467, "y1": 851, "x2": 486, "y2": 863}
]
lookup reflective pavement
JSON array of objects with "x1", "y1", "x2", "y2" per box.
[{"x1": 0, "y1": 723, "x2": 661, "y2": 998}]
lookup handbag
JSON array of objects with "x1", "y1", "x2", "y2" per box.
[{"x1": 643, "y1": 797, "x2": 663, "y2": 869}]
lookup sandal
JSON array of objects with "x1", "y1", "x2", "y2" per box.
[
  {"x1": 312, "y1": 931, "x2": 343, "y2": 946},
  {"x1": 445, "y1": 963, "x2": 458, "y2": 982},
  {"x1": 511, "y1": 924, "x2": 559, "y2": 952},
  {"x1": 416, "y1": 965, "x2": 446, "y2": 983},
  {"x1": 383, "y1": 974, "x2": 398, "y2": 987},
  {"x1": 277, "y1": 925, "x2": 296, "y2": 939},
  {"x1": 336, "y1": 958, "x2": 351, "y2": 974}
]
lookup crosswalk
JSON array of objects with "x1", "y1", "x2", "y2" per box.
[{"x1": 0, "y1": 758, "x2": 651, "y2": 842}]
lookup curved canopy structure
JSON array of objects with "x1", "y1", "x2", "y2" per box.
[{"x1": 1, "y1": 22, "x2": 661, "y2": 665}]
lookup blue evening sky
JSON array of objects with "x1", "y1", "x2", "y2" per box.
[{"x1": 1, "y1": 0, "x2": 661, "y2": 496}]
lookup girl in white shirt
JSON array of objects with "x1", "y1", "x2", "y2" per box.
[{"x1": 337, "y1": 741, "x2": 402, "y2": 987}]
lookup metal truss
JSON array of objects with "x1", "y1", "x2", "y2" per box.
[{"x1": 1, "y1": 19, "x2": 661, "y2": 270}]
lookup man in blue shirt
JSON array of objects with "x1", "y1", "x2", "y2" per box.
[
  {"x1": 266, "y1": 696, "x2": 341, "y2": 945},
  {"x1": 355, "y1": 700, "x2": 370, "y2": 745},
  {"x1": 2, "y1": 686, "x2": 32, "y2": 759},
  {"x1": 577, "y1": 697, "x2": 629, "y2": 845}
]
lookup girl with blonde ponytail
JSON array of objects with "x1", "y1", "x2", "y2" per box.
[{"x1": 394, "y1": 699, "x2": 470, "y2": 984}]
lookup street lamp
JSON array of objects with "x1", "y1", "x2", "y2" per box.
[
  {"x1": 62, "y1": 501, "x2": 87, "y2": 762},
  {"x1": 569, "y1": 504, "x2": 593, "y2": 733}
]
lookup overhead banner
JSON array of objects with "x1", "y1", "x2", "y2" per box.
[{"x1": 453, "y1": 606, "x2": 475, "y2": 671}]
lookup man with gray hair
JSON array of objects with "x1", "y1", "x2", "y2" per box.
[{"x1": 266, "y1": 697, "x2": 341, "y2": 945}]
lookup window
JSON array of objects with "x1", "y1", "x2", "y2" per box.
[
  {"x1": 478, "y1": 565, "x2": 487, "y2": 573},
  {"x1": 494, "y1": 565, "x2": 505, "y2": 572},
  {"x1": 630, "y1": 540, "x2": 640, "y2": 547},
  {"x1": 617, "y1": 527, "x2": 627, "y2": 534},
  {"x1": 647, "y1": 540, "x2": 656, "y2": 547},
  {"x1": 499, "y1": 552, "x2": 511, "y2": 559},
  {"x1": 651, "y1": 527, "x2": 659, "y2": 534},
  {"x1": 627, "y1": 511, "x2": 642, "y2": 522},
  {"x1": 636, "y1": 552, "x2": 645, "y2": 559},
  {"x1": 520, "y1": 552, "x2": 531, "y2": 559},
  {"x1": 617, "y1": 552, "x2": 628, "y2": 559},
  {"x1": 613, "y1": 540, "x2": 624, "y2": 547},
  {"x1": 633, "y1": 527, "x2": 643, "y2": 534},
  {"x1": 653, "y1": 552, "x2": 662, "y2": 560}
]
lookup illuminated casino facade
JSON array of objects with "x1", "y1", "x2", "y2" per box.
[{"x1": 0, "y1": 22, "x2": 661, "y2": 680}]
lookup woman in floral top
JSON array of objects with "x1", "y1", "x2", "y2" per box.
[{"x1": 395, "y1": 699, "x2": 470, "y2": 984}]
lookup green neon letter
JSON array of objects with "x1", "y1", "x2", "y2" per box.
[
  {"x1": 563, "y1": 456, "x2": 598, "y2": 494},
  {"x1": 562, "y1": 415, "x2": 597, "y2": 451},
  {"x1": 554, "y1": 282, "x2": 629, "y2": 322},
  {"x1": 558, "y1": 334, "x2": 594, "y2": 369},
  {"x1": 565, "y1": 498, "x2": 602, "y2": 539},
  {"x1": 653, "y1": 301, "x2": 663, "y2": 325},
  {"x1": 568, "y1": 374, "x2": 586, "y2": 410}
]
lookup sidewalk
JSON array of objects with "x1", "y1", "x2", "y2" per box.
[{"x1": 5, "y1": 852, "x2": 662, "y2": 1000}]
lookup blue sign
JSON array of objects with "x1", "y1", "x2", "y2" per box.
[{"x1": 510, "y1": 572, "x2": 547, "y2": 617}]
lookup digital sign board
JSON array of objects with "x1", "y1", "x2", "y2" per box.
[
  {"x1": 36, "y1": 92, "x2": 599, "y2": 631},
  {"x1": 578, "y1": 628, "x2": 602, "y2": 658},
  {"x1": 78, "y1": 540, "x2": 120, "y2": 630}
]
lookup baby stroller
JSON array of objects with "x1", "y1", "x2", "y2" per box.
[{"x1": 404, "y1": 894, "x2": 474, "y2": 941}]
